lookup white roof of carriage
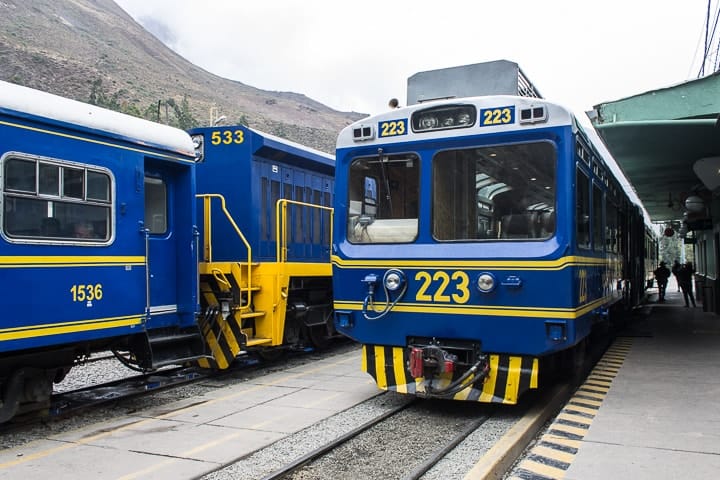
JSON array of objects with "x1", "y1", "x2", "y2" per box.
[{"x1": 0, "y1": 80, "x2": 195, "y2": 157}]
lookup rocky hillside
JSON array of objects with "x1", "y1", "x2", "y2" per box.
[{"x1": 0, "y1": 0, "x2": 364, "y2": 153}]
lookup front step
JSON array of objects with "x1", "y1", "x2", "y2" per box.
[{"x1": 144, "y1": 328, "x2": 206, "y2": 369}]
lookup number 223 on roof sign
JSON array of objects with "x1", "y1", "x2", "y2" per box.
[
  {"x1": 378, "y1": 119, "x2": 408, "y2": 138},
  {"x1": 479, "y1": 106, "x2": 514, "y2": 126}
]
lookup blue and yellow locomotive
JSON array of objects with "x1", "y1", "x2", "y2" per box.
[
  {"x1": 189, "y1": 125, "x2": 336, "y2": 367},
  {"x1": 332, "y1": 86, "x2": 653, "y2": 403},
  {"x1": 0, "y1": 80, "x2": 202, "y2": 420}
]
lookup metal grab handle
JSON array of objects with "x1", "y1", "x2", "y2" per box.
[{"x1": 141, "y1": 226, "x2": 150, "y2": 319}]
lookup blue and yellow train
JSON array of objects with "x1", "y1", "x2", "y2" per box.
[
  {"x1": 331, "y1": 91, "x2": 656, "y2": 404},
  {"x1": 0, "y1": 81, "x2": 335, "y2": 421}
]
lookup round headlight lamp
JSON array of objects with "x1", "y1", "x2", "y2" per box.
[
  {"x1": 383, "y1": 269, "x2": 406, "y2": 292},
  {"x1": 476, "y1": 272, "x2": 496, "y2": 293},
  {"x1": 419, "y1": 115, "x2": 438, "y2": 129}
]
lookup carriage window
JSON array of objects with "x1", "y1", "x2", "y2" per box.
[
  {"x1": 39, "y1": 164, "x2": 60, "y2": 196},
  {"x1": 433, "y1": 142, "x2": 556, "y2": 241},
  {"x1": 63, "y1": 168, "x2": 84, "y2": 199},
  {"x1": 5, "y1": 159, "x2": 35, "y2": 192},
  {"x1": 593, "y1": 183, "x2": 604, "y2": 252},
  {"x1": 144, "y1": 177, "x2": 167, "y2": 234},
  {"x1": 347, "y1": 153, "x2": 419, "y2": 243},
  {"x1": 576, "y1": 169, "x2": 591, "y2": 249},
  {"x1": 3, "y1": 156, "x2": 112, "y2": 242}
]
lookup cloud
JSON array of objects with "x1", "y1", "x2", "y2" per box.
[{"x1": 115, "y1": 0, "x2": 707, "y2": 115}]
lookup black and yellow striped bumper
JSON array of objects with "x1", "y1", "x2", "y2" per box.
[{"x1": 362, "y1": 344, "x2": 539, "y2": 404}]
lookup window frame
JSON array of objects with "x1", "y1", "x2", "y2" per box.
[
  {"x1": 432, "y1": 141, "x2": 557, "y2": 242},
  {"x1": 1, "y1": 151, "x2": 115, "y2": 245}
]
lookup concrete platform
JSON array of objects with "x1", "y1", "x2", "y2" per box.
[
  {"x1": 0, "y1": 348, "x2": 380, "y2": 479},
  {"x1": 506, "y1": 277, "x2": 720, "y2": 479},
  {"x1": 566, "y1": 281, "x2": 720, "y2": 479}
]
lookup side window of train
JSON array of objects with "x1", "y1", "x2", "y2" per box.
[
  {"x1": 593, "y1": 182, "x2": 604, "y2": 252},
  {"x1": 2, "y1": 155, "x2": 112, "y2": 243},
  {"x1": 144, "y1": 177, "x2": 167, "y2": 234},
  {"x1": 576, "y1": 168, "x2": 591, "y2": 249},
  {"x1": 606, "y1": 198, "x2": 618, "y2": 253},
  {"x1": 347, "y1": 153, "x2": 419, "y2": 243}
]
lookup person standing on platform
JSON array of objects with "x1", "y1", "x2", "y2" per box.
[
  {"x1": 671, "y1": 260, "x2": 681, "y2": 292},
  {"x1": 677, "y1": 261, "x2": 697, "y2": 307},
  {"x1": 653, "y1": 261, "x2": 671, "y2": 302}
]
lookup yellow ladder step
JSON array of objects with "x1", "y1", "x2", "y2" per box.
[
  {"x1": 240, "y1": 311, "x2": 265, "y2": 319},
  {"x1": 246, "y1": 337, "x2": 272, "y2": 346},
  {"x1": 240, "y1": 286, "x2": 261, "y2": 292}
]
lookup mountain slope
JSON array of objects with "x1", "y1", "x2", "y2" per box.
[{"x1": 0, "y1": 0, "x2": 363, "y2": 152}]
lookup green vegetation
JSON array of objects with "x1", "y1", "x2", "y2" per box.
[{"x1": 88, "y1": 78, "x2": 198, "y2": 129}]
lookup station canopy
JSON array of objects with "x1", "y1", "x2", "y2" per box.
[{"x1": 591, "y1": 72, "x2": 720, "y2": 227}]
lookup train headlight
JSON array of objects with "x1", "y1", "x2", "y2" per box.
[
  {"x1": 191, "y1": 134, "x2": 204, "y2": 162},
  {"x1": 411, "y1": 104, "x2": 476, "y2": 132},
  {"x1": 476, "y1": 272, "x2": 496, "y2": 293},
  {"x1": 418, "y1": 115, "x2": 439, "y2": 130},
  {"x1": 383, "y1": 269, "x2": 406, "y2": 292}
]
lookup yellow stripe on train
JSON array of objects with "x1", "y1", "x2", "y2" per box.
[
  {"x1": 335, "y1": 296, "x2": 610, "y2": 319},
  {"x1": 331, "y1": 254, "x2": 614, "y2": 270},
  {"x1": 0, "y1": 315, "x2": 143, "y2": 341}
]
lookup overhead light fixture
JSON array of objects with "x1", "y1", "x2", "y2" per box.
[
  {"x1": 693, "y1": 157, "x2": 720, "y2": 190},
  {"x1": 685, "y1": 195, "x2": 705, "y2": 213}
]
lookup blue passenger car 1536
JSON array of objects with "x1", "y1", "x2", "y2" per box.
[{"x1": 0, "y1": 80, "x2": 203, "y2": 420}]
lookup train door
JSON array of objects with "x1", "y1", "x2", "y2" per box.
[{"x1": 143, "y1": 159, "x2": 196, "y2": 327}]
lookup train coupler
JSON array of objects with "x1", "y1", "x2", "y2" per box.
[{"x1": 409, "y1": 345, "x2": 457, "y2": 378}]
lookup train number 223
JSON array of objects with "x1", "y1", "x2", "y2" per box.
[
  {"x1": 70, "y1": 284, "x2": 103, "y2": 302},
  {"x1": 415, "y1": 271, "x2": 470, "y2": 303}
]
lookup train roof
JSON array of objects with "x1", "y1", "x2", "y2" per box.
[
  {"x1": 249, "y1": 126, "x2": 335, "y2": 167},
  {"x1": 337, "y1": 95, "x2": 577, "y2": 148},
  {"x1": 190, "y1": 124, "x2": 335, "y2": 172},
  {"x1": 0, "y1": 80, "x2": 196, "y2": 158}
]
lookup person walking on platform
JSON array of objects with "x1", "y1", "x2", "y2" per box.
[
  {"x1": 671, "y1": 260, "x2": 681, "y2": 292},
  {"x1": 677, "y1": 261, "x2": 697, "y2": 307},
  {"x1": 654, "y1": 261, "x2": 671, "y2": 302}
]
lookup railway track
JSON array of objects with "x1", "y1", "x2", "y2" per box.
[
  {"x1": 50, "y1": 366, "x2": 205, "y2": 419},
  {"x1": 2, "y1": 342, "x2": 355, "y2": 432},
  {"x1": 258, "y1": 398, "x2": 493, "y2": 480}
]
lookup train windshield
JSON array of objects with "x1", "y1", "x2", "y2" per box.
[
  {"x1": 347, "y1": 153, "x2": 419, "y2": 243},
  {"x1": 433, "y1": 142, "x2": 556, "y2": 241}
]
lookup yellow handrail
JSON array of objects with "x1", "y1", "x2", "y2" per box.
[
  {"x1": 275, "y1": 199, "x2": 334, "y2": 264},
  {"x1": 196, "y1": 193, "x2": 254, "y2": 309}
]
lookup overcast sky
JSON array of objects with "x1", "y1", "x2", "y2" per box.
[{"x1": 114, "y1": 0, "x2": 713, "y2": 119}]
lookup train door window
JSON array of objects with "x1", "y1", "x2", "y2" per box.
[
  {"x1": 434, "y1": 142, "x2": 556, "y2": 241},
  {"x1": 576, "y1": 168, "x2": 590, "y2": 249},
  {"x1": 3, "y1": 155, "x2": 112, "y2": 242},
  {"x1": 347, "y1": 153, "x2": 419, "y2": 243},
  {"x1": 593, "y1": 182, "x2": 604, "y2": 252},
  {"x1": 144, "y1": 177, "x2": 167, "y2": 234}
]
